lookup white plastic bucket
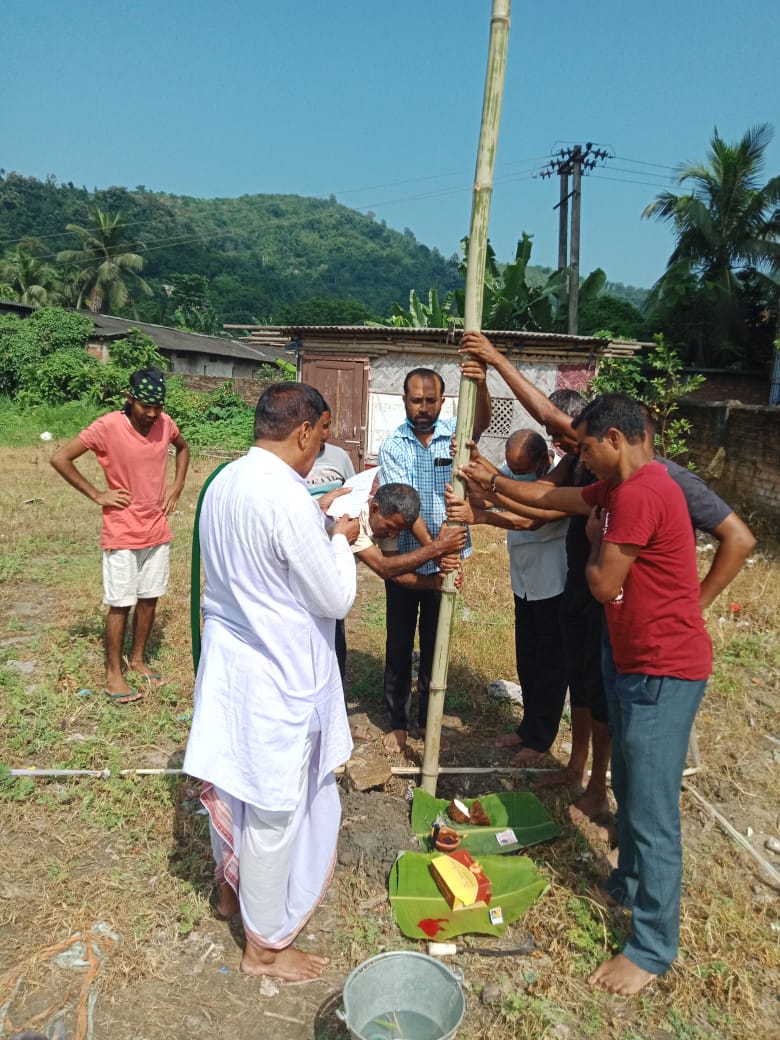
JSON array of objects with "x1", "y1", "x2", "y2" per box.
[{"x1": 337, "y1": 951, "x2": 465, "y2": 1040}]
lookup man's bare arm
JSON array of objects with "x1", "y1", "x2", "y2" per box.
[
  {"x1": 445, "y1": 485, "x2": 552, "y2": 528},
  {"x1": 458, "y1": 355, "x2": 492, "y2": 439},
  {"x1": 460, "y1": 331, "x2": 575, "y2": 442},
  {"x1": 355, "y1": 523, "x2": 466, "y2": 580},
  {"x1": 50, "y1": 437, "x2": 131, "y2": 509},
  {"x1": 584, "y1": 507, "x2": 640, "y2": 603},
  {"x1": 458, "y1": 447, "x2": 589, "y2": 517},
  {"x1": 410, "y1": 513, "x2": 433, "y2": 546},
  {"x1": 164, "y1": 433, "x2": 190, "y2": 515},
  {"x1": 699, "y1": 511, "x2": 756, "y2": 610}
]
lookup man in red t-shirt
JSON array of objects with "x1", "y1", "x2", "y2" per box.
[
  {"x1": 51, "y1": 369, "x2": 189, "y2": 704},
  {"x1": 459, "y1": 392, "x2": 712, "y2": 996}
]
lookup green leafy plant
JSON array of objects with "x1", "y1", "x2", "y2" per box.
[
  {"x1": 372, "y1": 287, "x2": 462, "y2": 329},
  {"x1": 589, "y1": 333, "x2": 705, "y2": 460}
]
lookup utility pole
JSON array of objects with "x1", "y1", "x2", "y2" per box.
[
  {"x1": 556, "y1": 169, "x2": 569, "y2": 316},
  {"x1": 540, "y1": 143, "x2": 611, "y2": 334},
  {"x1": 568, "y1": 149, "x2": 583, "y2": 335}
]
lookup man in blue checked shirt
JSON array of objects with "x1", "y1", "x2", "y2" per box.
[{"x1": 377, "y1": 359, "x2": 491, "y2": 752}]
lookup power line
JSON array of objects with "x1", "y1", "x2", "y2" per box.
[
  {"x1": 589, "y1": 172, "x2": 678, "y2": 190},
  {"x1": 613, "y1": 155, "x2": 679, "y2": 172}
]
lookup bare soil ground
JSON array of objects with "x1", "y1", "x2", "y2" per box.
[{"x1": 1, "y1": 450, "x2": 779, "y2": 1040}]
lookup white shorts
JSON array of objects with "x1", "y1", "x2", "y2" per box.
[{"x1": 102, "y1": 543, "x2": 170, "y2": 607}]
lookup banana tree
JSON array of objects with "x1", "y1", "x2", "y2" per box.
[{"x1": 372, "y1": 287, "x2": 463, "y2": 329}]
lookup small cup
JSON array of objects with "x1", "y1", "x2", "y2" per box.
[{"x1": 432, "y1": 824, "x2": 462, "y2": 852}]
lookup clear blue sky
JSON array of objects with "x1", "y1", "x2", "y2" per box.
[{"x1": 3, "y1": 0, "x2": 778, "y2": 290}]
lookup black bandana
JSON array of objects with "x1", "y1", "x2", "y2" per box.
[{"x1": 129, "y1": 369, "x2": 166, "y2": 405}]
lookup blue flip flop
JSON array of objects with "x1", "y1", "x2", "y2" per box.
[{"x1": 102, "y1": 688, "x2": 143, "y2": 705}]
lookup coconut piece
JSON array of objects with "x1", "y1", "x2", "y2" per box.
[
  {"x1": 447, "y1": 799, "x2": 471, "y2": 824},
  {"x1": 469, "y1": 799, "x2": 491, "y2": 826}
]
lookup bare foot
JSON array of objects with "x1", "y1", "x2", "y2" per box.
[
  {"x1": 588, "y1": 954, "x2": 655, "y2": 995},
  {"x1": 495, "y1": 732, "x2": 522, "y2": 749},
  {"x1": 383, "y1": 729, "x2": 408, "y2": 753},
  {"x1": 568, "y1": 804, "x2": 616, "y2": 845},
  {"x1": 126, "y1": 660, "x2": 165, "y2": 686},
  {"x1": 103, "y1": 676, "x2": 143, "y2": 703},
  {"x1": 215, "y1": 881, "x2": 239, "y2": 919},
  {"x1": 350, "y1": 724, "x2": 376, "y2": 742},
  {"x1": 572, "y1": 787, "x2": 611, "y2": 822},
  {"x1": 240, "y1": 944, "x2": 329, "y2": 981},
  {"x1": 509, "y1": 745, "x2": 545, "y2": 768},
  {"x1": 105, "y1": 669, "x2": 136, "y2": 696},
  {"x1": 532, "y1": 764, "x2": 586, "y2": 790}
]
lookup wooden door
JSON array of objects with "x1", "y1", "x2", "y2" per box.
[{"x1": 301, "y1": 356, "x2": 369, "y2": 470}]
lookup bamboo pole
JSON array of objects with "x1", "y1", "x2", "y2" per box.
[{"x1": 421, "y1": 0, "x2": 511, "y2": 794}]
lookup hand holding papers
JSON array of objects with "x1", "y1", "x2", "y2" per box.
[{"x1": 326, "y1": 467, "x2": 379, "y2": 519}]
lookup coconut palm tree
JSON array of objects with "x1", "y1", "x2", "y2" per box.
[
  {"x1": 57, "y1": 208, "x2": 152, "y2": 315},
  {"x1": 643, "y1": 124, "x2": 780, "y2": 364},
  {"x1": 0, "y1": 243, "x2": 62, "y2": 307}
]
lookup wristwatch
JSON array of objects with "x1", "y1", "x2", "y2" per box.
[{"x1": 489, "y1": 473, "x2": 498, "y2": 494}]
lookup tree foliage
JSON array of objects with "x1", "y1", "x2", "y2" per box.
[
  {"x1": 57, "y1": 207, "x2": 152, "y2": 315},
  {"x1": 164, "y1": 273, "x2": 220, "y2": 334},
  {"x1": 643, "y1": 124, "x2": 780, "y2": 367},
  {"x1": 0, "y1": 241, "x2": 62, "y2": 306},
  {"x1": 373, "y1": 288, "x2": 462, "y2": 329},
  {"x1": 589, "y1": 335, "x2": 705, "y2": 460},
  {"x1": 0, "y1": 173, "x2": 463, "y2": 323},
  {"x1": 273, "y1": 295, "x2": 376, "y2": 325},
  {"x1": 0, "y1": 307, "x2": 168, "y2": 408},
  {"x1": 578, "y1": 293, "x2": 650, "y2": 339}
]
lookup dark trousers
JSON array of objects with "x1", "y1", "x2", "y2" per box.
[
  {"x1": 559, "y1": 579, "x2": 608, "y2": 723},
  {"x1": 335, "y1": 618, "x2": 347, "y2": 681},
  {"x1": 383, "y1": 580, "x2": 442, "y2": 731},
  {"x1": 514, "y1": 593, "x2": 568, "y2": 751}
]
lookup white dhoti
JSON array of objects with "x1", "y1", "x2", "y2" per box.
[
  {"x1": 184, "y1": 448, "x2": 356, "y2": 951},
  {"x1": 201, "y1": 725, "x2": 341, "y2": 950}
]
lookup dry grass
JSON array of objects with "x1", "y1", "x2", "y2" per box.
[{"x1": 1, "y1": 445, "x2": 779, "y2": 1040}]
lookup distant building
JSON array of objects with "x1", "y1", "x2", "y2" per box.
[
  {"x1": 232, "y1": 324, "x2": 647, "y2": 469},
  {"x1": 0, "y1": 301, "x2": 283, "y2": 379}
]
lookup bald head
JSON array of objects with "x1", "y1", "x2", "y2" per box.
[{"x1": 505, "y1": 428, "x2": 550, "y2": 477}]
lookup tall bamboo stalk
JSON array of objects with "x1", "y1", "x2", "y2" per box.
[{"x1": 421, "y1": 0, "x2": 511, "y2": 794}]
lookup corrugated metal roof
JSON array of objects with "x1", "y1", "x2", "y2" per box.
[
  {"x1": 232, "y1": 324, "x2": 647, "y2": 360},
  {"x1": 87, "y1": 313, "x2": 282, "y2": 363},
  {"x1": 0, "y1": 300, "x2": 282, "y2": 365}
]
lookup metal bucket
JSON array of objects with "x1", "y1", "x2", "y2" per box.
[{"x1": 336, "y1": 951, "x2": 465, "y2": 1040}]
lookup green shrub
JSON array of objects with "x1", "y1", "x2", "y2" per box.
[{"x1": 18, "y1": 347, "x2": 103, "y2": 406}]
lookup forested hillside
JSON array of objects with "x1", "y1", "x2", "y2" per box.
[
  {"x1": 0, "y1": 172, "x2": 652, "y2": 329},
  {"x1": 0, "y1": 172, "x2": 462, "y2": 324}
]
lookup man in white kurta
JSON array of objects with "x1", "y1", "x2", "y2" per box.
[{"x1": 184, "y1": 382, "x2": 357, "y2": 982}]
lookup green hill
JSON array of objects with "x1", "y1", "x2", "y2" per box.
[
  {"x1": 0, "y1": 171, "x2": 648, "y2": 326},
  {"x1": 0, "y1": 172, "x2": 463, "y2": 324}
]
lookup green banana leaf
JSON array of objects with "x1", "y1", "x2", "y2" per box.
[
  {"x1": 389, "y1": 850, "x2": 548, "y2": 940},
  {"x1": 411, "y1": 789, "x2": 560, "y2": 855}
]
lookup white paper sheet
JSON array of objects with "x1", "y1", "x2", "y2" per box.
[{"x1": 326, "y1": 467, "x2": 379, "y2": 518}]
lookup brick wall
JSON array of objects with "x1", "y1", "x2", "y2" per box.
[
  {"x1": 679, "y1": 401, "x2": 780, "y2": 535},
  {"x1": 175, "y1": 374, "x2": 276, "y2": 405},
  {"x1": 684, "y1": 372, "x2": 768, "y2": 406}
]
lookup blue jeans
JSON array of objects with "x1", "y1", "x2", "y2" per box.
[{"x1": 602, "y1": 642, "x2": 706, "y2": 975}]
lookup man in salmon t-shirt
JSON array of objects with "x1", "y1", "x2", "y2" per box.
[
  {"x1": 459, "y1": 392, "x2": 712, "y2": 997},
  {"x1": 51, "y1": 369, "x2": 189, "y2": 704}
]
